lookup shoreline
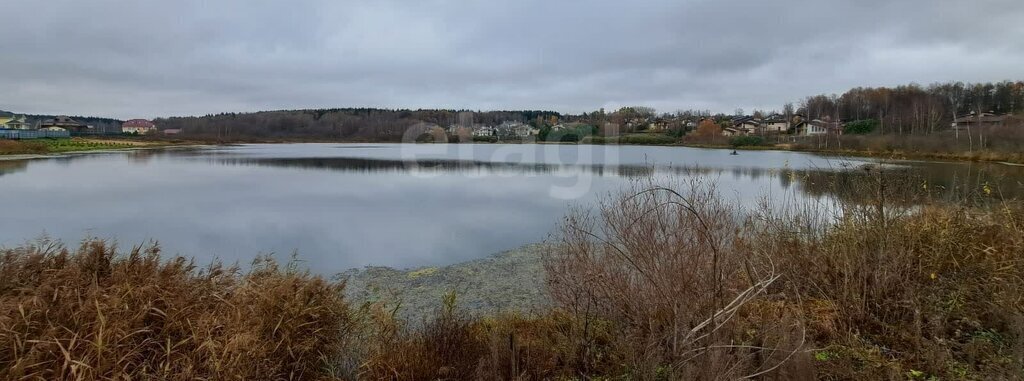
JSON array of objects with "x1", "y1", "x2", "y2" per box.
[
  {"x1": 5, "y1": 138, "x2": 1020, "y2": 167},
  {"x1": 0, "y1": 142, "x2": 216, "y2": 161}
]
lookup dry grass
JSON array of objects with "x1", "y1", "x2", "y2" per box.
[
  {"x1": 0, "y1": 140, "x2": 48, "y2": 155},
  {"x1": 751, "y1": 174, "x2": 1024, "y2": 379},
  {"x1": 788, "y1": 126, "x2": 1024, "y2": 163},
  {"x1": 356, "y1": 293, "x2": 577, "y2": 380},
  {"x1": 0, "y1": 239, "x2": 352, "y2": 380}
]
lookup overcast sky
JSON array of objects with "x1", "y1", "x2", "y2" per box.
[{"x1": 2, "y1": 0, "x2": 1023, "y2": 119}]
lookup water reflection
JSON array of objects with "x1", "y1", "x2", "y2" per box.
[
  {"x1": 0, "y1": 160, "x2": 28, "y2": 177},
  {"x1": 212, "y1": 155, "x2": 1024, "y2": 202},
  {"x1": 1, "y1": 143, "x2": 1022, "y2": 273}
]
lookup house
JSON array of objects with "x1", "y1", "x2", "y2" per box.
[
  {"x1": 762, "y1": 115, "x2": 789, "y2": 133},
  {"x1": 722, "y1": 127, "x2": 744, "y2": 137},
  {"x1": 40, "y1": 116, "x2": 91, "y2": 133},
  {"x1": 798, "y1": 119, "x2": 843, "y2": 136},
  {"x1": 790, "y1": 114, "x2": 807, "y2": 133},
  {"x1": 122, "y1": 119, "x2": 157, "y2": 134},
  {"x1": 647, "y1": 121, "x2": 668, "y2": 132},
  {"x1": 472, "y1": 126, "x2": 496, "y2": 137},
  {"x1": 0, "y1": 114, "x2": 31, "y2": 130},
  {"x1": 952, "y1": 112, "x2": 1011, "y2": 129},
  {"x1": 495, "y1": 121, "x2": 532, "y2": 139},
  {"x1": 731, "y1": 116, "x2": 760, "y2": 134},
  {"x1": 803, "y1": 120, "x2": 827, "y2": 135}
]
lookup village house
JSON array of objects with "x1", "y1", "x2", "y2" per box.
[
  {"x1": 647, "y1": 120, "x2": 668, "y2": 132},
  {"x1": 761, "y1": 115, "x2": 790, "y2": 133},
  {"x1": 40, "y1": 116, "x2": 91, "y2": 133},
  {"x1": 122, "y1": 119, "x2": 157, "y2": 134},
  {"x1": 495, "y1": 121, "x2": 532, "y2": 139},
  {"x1": 472, "y1": 125, "x2": 496, "y2": 137},
  {"x1": 0, "y1": 114, "x2": 31, "y2": 130},
  {"x1": 951, "y1": 112, "x2": 1014, "y2": 129},
  {"x1": 513, "y1": 125, "x2": 533, "y2": 138},
  {"x1": 731, "y1": 116, "x2": 760, "y2": 134},
  {"x1": 722, "y1": 127, "x2": 744, "y2": 137},
  {"x1": 795, "y1": 119, "x2": 843, "y2": 136}
]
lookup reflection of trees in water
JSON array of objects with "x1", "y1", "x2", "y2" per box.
[
  {"x1": 211, "y1": 157, "x2": 727, "y2": 178},
  {"x1": 784, "y1": 164, "x2": 1024, "y2": 204},
  {"x1": 213, "y1": 157, "x2": 1024, "y2": 203},
  {"x1": 0, "y1": 160, "x2": 29, "y2": 177},
  {"x1": 127, "y1": 151, "x2": 158, "y2": 164},
  {"x1": 785, "y1": 168, "x2": 924, "y2": 206}
]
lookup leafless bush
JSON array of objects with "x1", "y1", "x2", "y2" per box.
[{"x1": 545, "y1": 179, "x2": 808, "y2": 379}]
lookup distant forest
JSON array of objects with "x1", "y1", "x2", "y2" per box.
[
  {"x1": 153, "y1": 109, "x2": 564, "y2": 141},
  {"x1": 149, "y1": 80, "x2": 1023, "y2": 141},
  {"x1": 9, "y1": 80, "x2": 1023, "y2": 141},
  {"x1": 793, "y1": 80, "x2": 1024, "y2": 134}
]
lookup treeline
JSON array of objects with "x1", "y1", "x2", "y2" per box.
[
  {"x1": 153, "y1": 108, "x2": 562, "y2": 141},
  {"x1": 145, "y1": 80, "x2": 1023, "y2": 142},
  {"x1": 795, "y1": 80, "x2": 1024, "y2": 134}
]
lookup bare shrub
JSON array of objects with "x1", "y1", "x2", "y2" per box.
[{"x1": 544, "y1": 179, "x2": 807, "y2": 379}]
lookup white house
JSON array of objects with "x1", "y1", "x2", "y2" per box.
[
  {"x1": 472, "y1": 126, "x2": 496, "y2": 137},
  {"x1": 800, "y1": 119, "x2": 841, "y2": 136}
]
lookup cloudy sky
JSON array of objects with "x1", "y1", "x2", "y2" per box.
[{"x1": 2, "y1": 0, "x2": 1023, "y2": 119}]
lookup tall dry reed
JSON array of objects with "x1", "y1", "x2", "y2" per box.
[{"x1": 0, "y1": 239, "x2": 352, "y2": 380}]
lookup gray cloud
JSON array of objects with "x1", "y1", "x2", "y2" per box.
[{"x1": 2, "y1": 0, "x2": 1022, "y2": 119}]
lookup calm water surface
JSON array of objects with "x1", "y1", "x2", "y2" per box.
[{"x1": 1, "y1": 143, "x2": 1021, "y2": 273}]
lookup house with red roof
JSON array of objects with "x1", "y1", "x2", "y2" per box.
[{"x1": 122, "y1": 119, "x2": 156, "y2": 134}]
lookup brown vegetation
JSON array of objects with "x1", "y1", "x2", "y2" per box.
[
  {"x1": 0, "y1": 140, "x2": 48, "y2": 155},
  {"x1": 752, "y1": 174, "x2": 1024, "y2": 379},
  {"x1": 543, "y1": 180, "x2": 808, "y2": 379},
  {"x1": 0, "y1": 240, "x2": 352, "y2": 380},
  {"x1": 786, "y1": 125, "x2": 1024, "y2": 163}
]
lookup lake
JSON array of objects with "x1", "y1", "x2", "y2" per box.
[{"x1": 1, "y1": 143, "x2": 1021, "y2": 273}]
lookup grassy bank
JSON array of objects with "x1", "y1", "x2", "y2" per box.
[
  {"x1": 0, "y1": 138, "x2": 176, "y2": 156},
  {"x1": 683, "y1": 129, "x2": 1024, "y2": 164},
  {"x1": 681, "y1": 140, "x2": 1024, "y2": 164},
  {"x1": 3, "y1": 174, "x2": 1022, "y2": 379}
]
